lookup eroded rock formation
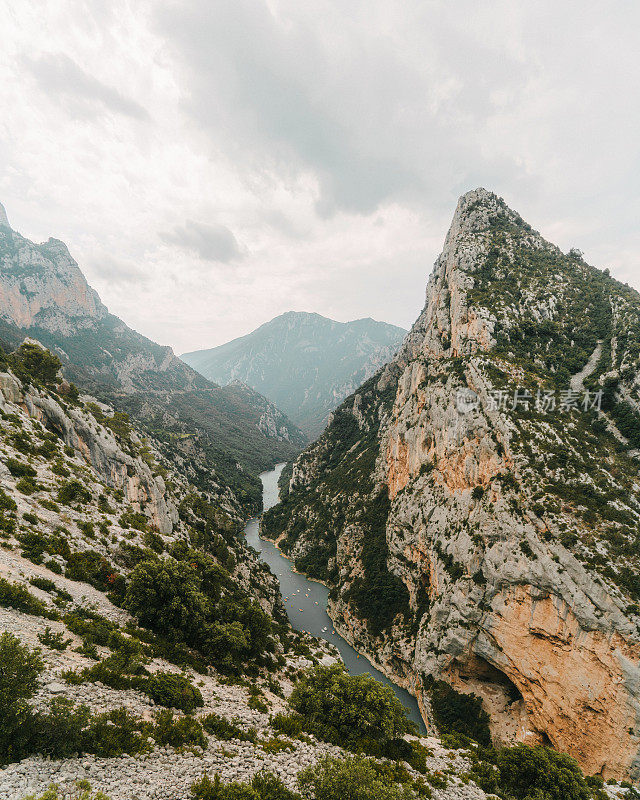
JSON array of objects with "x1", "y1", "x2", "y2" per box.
[{"x1": 263, "y1": 188, "x2": 640, "y2": 779}]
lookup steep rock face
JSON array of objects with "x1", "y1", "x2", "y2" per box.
[
  {"x1": 0, "y1": 208, "x2": 305, "y2": 514},
  {"x1": 0, "y1": 228, "x2": 106, "y2": 334},
  {"x1": 182, "y1": 311, "x2": 406, "y2": 438},
  {"x1": 0, "y1": 370, "x2": 178, "y2": 534},
  {"x1": 263, "y1": 189, "x2": 640, "y2": 779}
]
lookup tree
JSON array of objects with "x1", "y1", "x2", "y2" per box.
[
  {"x1": 11, "y1": 342, "x2": 61, "y2": 385},
  {"x1": 0, "y1": 632, "x2": 43, "y2": 762},
  {"x1": 289, "y1": 665, "x2": 415, "y2": 751},
  {"x1": 123, "y1": 558, "x2": 208, "y2": 637},
  {"x1": 497, "y1": 744, "x2": 590, "y2": 800}
]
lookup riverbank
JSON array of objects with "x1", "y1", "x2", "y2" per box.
[{"x1": 247, "y1": 464, "x2": 426, "y2": 733}]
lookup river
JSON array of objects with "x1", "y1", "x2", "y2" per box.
[{"x1": 244, "y1": 462, "x2": 426, "y2": 733}]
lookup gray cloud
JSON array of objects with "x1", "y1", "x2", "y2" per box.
[
  {"x1": 87, "y1": 253, "x2": 149, "y2": 285},
  {"x1": 160, "y1": 220, "x2": 243, "y2": 263},
  {"x1": 155, "y1": 0, "x2": 531, "y2": 216},
  {"x1": 24, "y1": 53, "x2": 149, "y2": 120}
]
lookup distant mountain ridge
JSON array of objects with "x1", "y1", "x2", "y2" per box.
[
  {"x1": 0, "y1": 202, "x2": 305, "y2": 513},
  {"x1": 182, "y1": 311, "x2": 407, "y2": 438}
]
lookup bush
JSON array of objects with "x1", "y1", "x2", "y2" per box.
[
  {"x1": 123, "y1": 556, "x2": 275, "y2": 672},
  {"x1": 496, "y1": 744, "x2": 591, "y2": 800},
  {"x1": 146, "y1": 672, "x2": 203, "y2": 713},
  {"x1": 202, "y1": 712, "x2": 257, "y2": 743},
  {"x1": 11, "y1": 343, "x2": 61, "y2": 385},
  {"x1": 289, "y1": 665, "x2": 415, "y2": 752},
  {"x1": 428, "y1": 680, "x2": 491, "y2": 746},
  {"x1": 297, "y1": 755, "x2": 414, "y2": 800},
  {"x1": 16, "y1": 476, "x2": 38, "y2": 494},
  {"x1": 0, "y1": 486, "x2": 17, "y2": 511},
  {"x1": 271, "y1": 713, "x2": 303, "y2": 737},
  {"x1": 31, "y1": 697, "x2": 91, "y2": 758},
  {"x1": 38, "y1": 627, "x2": 71, "y2": 651},
  {"x1": 0, "y1": 577, "x2": 54, "y2": 618},
  {"x1": 0, "y1": 632, "x2": 44, "y2": 763},
  {"x1": 191, "y1": 772, "x2": 301, "y2": 800},
  {"x1": 65, "y1": 551, "x2": 124, "y2": 595},
  {"x1": 57, "y1": 481, "x2": 91, "y2": 506},
  {"x1": 84, "y1": 707, "x2": 151, "y2": 757},
  {"x1": 19, "y1": 781, "x2": 110, "y2": 800},
  {"x1": 152, "y1": 709, "x2": 206, "y2": 749},
  {"x1": 5, "y1": 458, "x2": 36, "y2": 478}
]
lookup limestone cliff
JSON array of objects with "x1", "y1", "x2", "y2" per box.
[
  {"x1": 263, "y1": 189, "x2": 640, "y2": 780},
  {"x1": 0, "y1": 206, "x2": 305, "y2": 515}
]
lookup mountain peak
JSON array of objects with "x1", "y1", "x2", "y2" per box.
[{"x1": 0, "y1": 201, "x2": 9, "y2": 229}]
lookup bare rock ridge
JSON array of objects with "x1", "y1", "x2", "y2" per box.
[{"x1": 263, "y1": 187, "x2": 640, "y2": 780}]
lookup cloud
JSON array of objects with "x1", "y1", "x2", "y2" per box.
[
  {"x1": 1, "y1": 0, "x2": 639, "y2": 354},
  {"x1": 160, "y1": 220, "x2": 244, "y2": 263},
  {"x1": 23, "y1": 53, "x2": 150, "y2": 120},
  {"x1": 86, "y1": 253, "x2": 149, "y2": 286},
  {"x1": 155, "y1": 0, "x2": 530, "y2": 216}
]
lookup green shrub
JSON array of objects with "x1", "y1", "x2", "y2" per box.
[
  {"x1": 496, "y1": 744, "x2": 590, "y2": 800},
  {"x1": 29, "y1": 577, "x2": 57, "y2": 592},
  {"x1": 30, "y1": 697, "x2": 91, "y2": 758},
  {"x1": 298, "y1": 755, "x2": 415, "y2": 800},
  {"x1": 38, "y1": 627, "x2": 71, "y2": 651},
  {"x1": 0, "y1": 577, "x2": 55, "y2": 618},
  {"x1": 57, "y1": 481, "x2": 91, "y2": 506},
  {"x1": 65, "y1": 550, "x2": 124, "y2": 595},
  {"x1": 191, "y1": 772, "x2": 301, "y2": 800},
  {"x1": 428, "y1": 679, "x2": 491, "y2": 746},
  {"x1": 5, "y1": 458, "x2": 36, "y2": 478},
  {"x1": 123, "y1": 556, "x2": 275, "y2": 672},
  {"x1": 78, "y1": 521, "x2": 95, "y2": 538},
  {"x1": 271, "y1": 713, "x2": 303, "y2": 737},
  {"x1": 202, "y1": 712, "x2": 257, "y2": 742},
  {"x1": 0, "y1": 486, "x2": 17, "y2": 511},
  {"x1": 152, "y1": 709, "x2": 206, "y2": 749},
  {"x1": 248, "y1": 695, "x2": 269, "y2": 713},
  {"x1": 16, "y1": 476, "x2": 38, "y2": 494},
  {"x1": 146, "y1": 672, "x2": 203, "y2": 713},
  {"x1": 289, "y1": 665, "x2": 415, "y2": 752},
  {"x1": 0, "y1": 632, "x2": 44, "y2": 764},
  {"x1": 20, "y1": 782, "x2": 110, "y2": 800},
  {"x1": 10, "y1": 343, "x2": 61, "y2": 386},
  {"x1": 85, "y1": 707, "x2": 151, "y2": 757}
]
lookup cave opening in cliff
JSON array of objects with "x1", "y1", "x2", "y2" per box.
[{"x1": 454, "y1": 654, "x2": 524, "y2": 705}]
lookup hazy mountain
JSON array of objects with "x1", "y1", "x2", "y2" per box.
[
  {"x1": 0, "y1": 202, "x2": 305, "y2": 513},
  {"x1": 182, "y1": 311, "x2": 406, "y2": 438},
  {"x1": 263, "y1": 188, "x2": 640, "y2": 780}
]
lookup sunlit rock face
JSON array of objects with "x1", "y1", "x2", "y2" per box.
[{"x1": 263, "y1": 188, "x2": 640, "y2": 780}]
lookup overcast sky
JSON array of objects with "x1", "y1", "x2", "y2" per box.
[{"x1": 1, "y1": 1, "x2": 639, "y2": 353}]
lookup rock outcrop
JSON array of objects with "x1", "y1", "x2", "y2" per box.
[{"x1": 263, "y1": 189, "x2": 640, "y2": 780}]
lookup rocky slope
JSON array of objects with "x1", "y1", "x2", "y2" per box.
[
  {"x1": 263, "y1": 189, "x2": 640, "y2": 781},
  {"x1": 0, "y1": 350, "x2": 495, "y2": 800},
  {"x1": 181, "y1": 311, "x2": 406, "y2": 439},
  {"x1": 0, "y1": 204, "x2": 305, "y2": 514}
]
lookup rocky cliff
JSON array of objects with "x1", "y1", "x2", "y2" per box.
[
  {"x1": 263, "y1": 188, "x2": 640, "y2": 780},
  {"x1": 0, "y1": 207, "x2": 305, "y2": 514},
  {"x1": 181, "y1": 311, "x2": 406, "y2": 439}
]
